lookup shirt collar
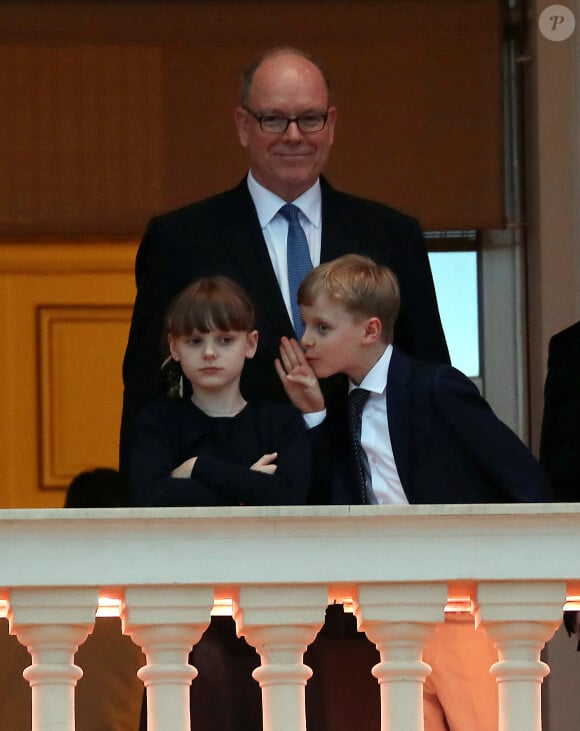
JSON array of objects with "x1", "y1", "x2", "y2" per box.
[
  {"x1": 349, "y1": 344, "x2": 393, "y2": 396},
  {"x1": 246, "y1": 171, "x2": 322, "y2": 229}
]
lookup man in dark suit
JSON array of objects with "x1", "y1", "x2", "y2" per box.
[
  {"x1": 277, "y1": 254, "x2": 552, "y2": 731},
  {"x1": 541, "y1": 321, "x2": 580, "y2": 502},
  {"x1": 540, "y1": 321, "x2": 580, "y2": 644},
  {"x1": 120, "y1": 47, "x2": 449, "y2": 472}
]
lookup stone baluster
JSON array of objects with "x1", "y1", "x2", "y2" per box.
[
  {"x1": 121, "y1": 585, "x2": 213, "y2": 731},
  {"x1": 476, "y1": 581, "x2": 566, "y2": 731},
  {"x1": 8, "y1": 586, "x2": 98, "y2": 731},
  {"x1": 234, "y1": 585, "x2": 328, "y2": 731},
  {"x1": 353, "y1": 582, "x2": 448, "y2": 731}
]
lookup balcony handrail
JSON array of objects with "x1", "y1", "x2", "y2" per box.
[
  {"x1": 1, "y1": 503, "x2": 579, "y2": 592},
  {"x1": 1, "y1": 503, "x2": 578, "y2": 731}
]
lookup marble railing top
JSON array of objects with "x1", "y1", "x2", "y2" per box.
[{"x1": 0, "y1": 504, "x2": 579, "y2": 591}]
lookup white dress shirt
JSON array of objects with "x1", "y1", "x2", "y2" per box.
[
  {"x1": 351, "y1": 344, "x2": 408, "y2": 505},
  {"x1": 304, "y1": 344, "x2": 409, "y2": 505},
  {"x1": 246, "y1": 172, "x2": 322, "y2": 323}
]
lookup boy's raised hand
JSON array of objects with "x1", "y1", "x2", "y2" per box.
[{"x1": 275, "y1": 337, "x2": 325, "y2": 414}]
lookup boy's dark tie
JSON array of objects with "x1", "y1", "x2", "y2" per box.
[
  {"x1": 279, "y1": 203, "x2": 312, "y2": 341},
  {"x1": 348, "y1": 388, "x2": 370, "y2": 504}
]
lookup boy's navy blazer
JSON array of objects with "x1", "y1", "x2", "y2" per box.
[{"x1": 317, "y1": 348, "x2": 553, "y2": 505}]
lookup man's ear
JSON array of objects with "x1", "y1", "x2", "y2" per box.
[
  {"x1": 235, "y1": 107, "x2": 250, "y2": 148},
  {"x1": 326, "y1": 105, "x2": 337, "y2": 146},
  {"x1": 362, "y1": 317, "x2": 382, "y2": 344},
  {"x1": 245, "y1": 330, "x2": 259, "y2": 359}
]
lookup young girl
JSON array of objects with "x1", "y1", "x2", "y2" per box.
[
  {"x1": 129, "y1": 275, "x2": 310, "y2": 508},
  {"x1": 130, "y1": 276, "x2": 311, "y2": 731}
]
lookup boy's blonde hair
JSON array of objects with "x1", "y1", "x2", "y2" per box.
[{"x1": 298, "y1": 254, "x2": 400, "y2": 343}]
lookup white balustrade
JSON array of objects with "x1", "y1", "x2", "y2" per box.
[
  {"x1": 8, "y1": 587, "x2": 98, "y2": 731},
  {"x1": 354, "y1": 582, "x2": 448, "y2": 731},
  {"x1": 121, "y1": 585, "x2": 214, "y2": 731},
  {"x1": 1, "y1": 504, "x2": 580, "y2": 730},
  {"x1": 476, "y1": 581, "x2": 566, "y2": 731},
  {"x1": 234, "y1": 584, "x2": 328, "y2": 731}
]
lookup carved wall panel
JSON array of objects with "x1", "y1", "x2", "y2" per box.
[{"x1": 0, "y1": 241, "x2": 136, "y2": 508}]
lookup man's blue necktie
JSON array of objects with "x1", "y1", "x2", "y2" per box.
[{"x1": 279, "y1": 203, "x2": 313, "y2": 341}]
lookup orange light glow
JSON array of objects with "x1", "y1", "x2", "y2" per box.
[
  {"x1": 1, "y1": 591, "x2": 575, "y2": 621},
  {"x1": 97, "y1": 596, "x2": 122, "y2": 618},
  {"x1": 564, "y1": 596, "x2": 580, "y2": 612},
  {"x1": 211, "y1": 598, "x2": 233, "y2": 616}
]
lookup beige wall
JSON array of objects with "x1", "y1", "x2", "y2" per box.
[
  {"x1": 524, "y1": 5, "x2": 580, "y2": 727},
  {"x1": 526, "y1": 0, "x2": 580, "y2": 452}
]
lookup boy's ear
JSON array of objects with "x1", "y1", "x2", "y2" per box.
[
  {"x1": 362, "y1": 317, "x2": 383, "y2": 344},
  {"x1": 245, "y1": 330, "x2": 259, "y2": 359}
]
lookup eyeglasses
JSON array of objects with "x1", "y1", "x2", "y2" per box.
[{"x1": 243, "y1": 107, "x2": 329, "y2": 134}]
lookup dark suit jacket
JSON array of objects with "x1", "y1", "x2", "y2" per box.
[
  {"x1": 315, "y1": 348, "x2": 552, "y2": 505},
  {"x1": 540, "y1": 321, "x2": 580, "y2": 501},
  {"x1": 121, "y1": 177, "x2": 449, "y2": 474}
]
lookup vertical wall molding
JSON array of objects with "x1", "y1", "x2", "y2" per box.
[{"x1": 0, "y1": 241, "x2": 137, "y2": 507}]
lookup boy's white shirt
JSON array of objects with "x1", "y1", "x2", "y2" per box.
[{"x1": 305, "y1": 344, "x2": 408, "y2": 505}]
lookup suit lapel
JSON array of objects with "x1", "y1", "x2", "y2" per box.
[
  {"x1": 220, "y1": 179, "x2": 294, "y2": 336},
  {"x1": 320, "y1": 177, "x2": 359, "y2": 262},
  {"x1": 386, "y1": 348, "x2": 412, "y2": 494}
]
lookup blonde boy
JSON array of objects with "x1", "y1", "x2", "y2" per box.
[{"x1": 276, "y1": 253, "x2": 552, "y2": 731}]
